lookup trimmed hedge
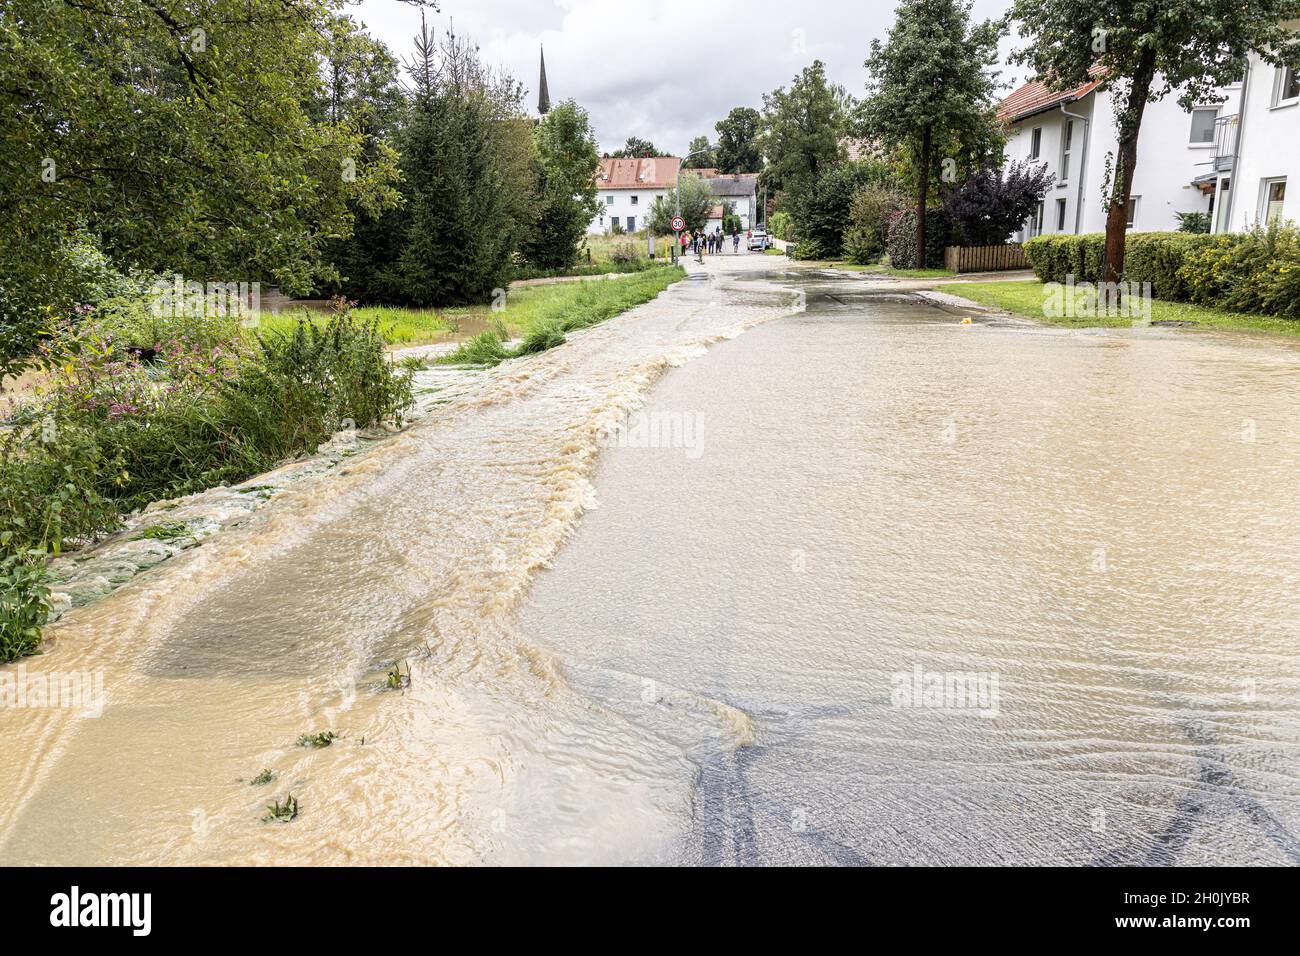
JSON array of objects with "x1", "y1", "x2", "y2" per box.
[{"x1": 1022, "y1": 226, "x2": 1300, "y2": 319}]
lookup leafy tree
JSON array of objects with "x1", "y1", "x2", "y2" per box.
[
  {"x1": 682, "y1": 136, "x2": 717, "y2": 169},
  {"x1": 862, "y1": 0, "x2": 1005, "y2": 269},
  {"x1": 647, "y1": 173, "x2": 715, "y2": 233},
  {"x1": 715, "y1": 107, "x2": 763, "y2": 173},
  {"x1": 792, "y1": 161, "x2": 896, "y2": 259},
  {"x1": 844, "y1": 182, "x2": 910, "y2": 264},
  {"x1": 941, "y1": 161, "x2": 1055, "y2": 245},
  {"x1": 1011, "y1": 0, "x2": 1300, "y2": 287},
  {"x1": 759, "y1": 61, "x2": 852, "y2": 198},
  {"x1": 0, "y1": 0, "x2": 402, "y2": 377},
  {"x1": 611, "y1": 136, "x2": 658, "y2": 158},
  {"x1": 524, "y1": 100, "x2": 602, "y2": 271}
]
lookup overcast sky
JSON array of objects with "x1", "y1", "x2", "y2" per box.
[{"x1": 350, "y1": 0, "x2": 1029, "y2": 155}]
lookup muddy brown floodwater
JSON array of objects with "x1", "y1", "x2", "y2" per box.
[{"x1": 3, "y1": 258, "x2": 1300, "y2": 865}]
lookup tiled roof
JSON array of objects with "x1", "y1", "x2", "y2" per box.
[
  {"x1": 596, "y1": 156, "x2": 682, "y2": 189},
  {"x1": 997, "y1": 66, "x2": 1107, "y2": 123},
  {"x1": 707, "y1": 173, "x2": 759, "y2": 197}
]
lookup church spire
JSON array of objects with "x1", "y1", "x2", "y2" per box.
[{"x1": 537, "y1": 45, "x2": 551, "y2": 115}]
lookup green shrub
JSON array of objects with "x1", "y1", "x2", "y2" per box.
[
  {"x1": 886, "y1": 209, "x2": 953, "y2": 269},
  {"x1": 844, "y1": 183, "x2": 907, "y2": 265},
  {"x1": 1022, "y1": 233, "x2": 1106, "y2": 284},
  {"x1": 769, "y1": 211, "x2": 793, "y2": 242},
  {"x1": 1175, "y1": 211, "x2": 1212, "y2": 234},
  {"x1": 1180, "y1": 222, "x2": 1300, "y2": 317},
  {"x1": 0, "y1": 547, "x2": 51, "y2": 663},
  {"x1": 1124, "y1": 233, "x2": 1222, "y2": 301}
]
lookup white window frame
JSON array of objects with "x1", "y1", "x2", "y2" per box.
[
  {"x1": 1261, "y1": 177, "x2": 1287, "y2": 224},
  {"x1": 1056, "y1": 197, "x2": 1068, "y2": 231},
  {"x1": 1058, "y1": 121, "x2": 1073, "y2": 183},
  {"x1": 631, "y1": 194, "x2": 639, "y2": 206},
  {"x1": 1029, "y1": 127, "x2": 1042, "y2": 160},
  {"x1": 1188, "y1": 106, "x2": 1219, "y2": 146},
  {"x1": 607, "y1": 195, "x2": 616, "y2": 205},
  {"x1": 1125, "y1": 196, "x2": 1139, "y2": 229},
  {"x1": 1272, "y1": 67, "x2": 1300, "y2": 107}
]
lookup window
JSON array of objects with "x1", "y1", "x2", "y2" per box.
[
  {"x1": 607, "y1": 195, "x2": 616, "y2": 204},
  {"x1": 1027, "y1": 201, "x2": 1044, "y2": 238},
  {"x1": 626, "y1": 216, "x2": 636, "y2": 232},
  {"x1": 1125, "y1": 197, "x2": 1139, "y2": 229},
  {"x1": 1029, "y1": 127, "x2": 1042, "y2": 160},
  {"x1": 1059, "y1": 121, "x2": 1073, "y2": 181},
  {"x1": 1056, "y1": 198, "x2": 1068, "y2": 231},
  {"x1": 1275, "y1": 67, "x2": 1300, "y2": 105},
  {"x1": 1189, "y1": 107, "x2": 1218, "y2": 144},
  {"x1": 1263, "y1": 179, "x2": 1287, "y2": 224},
  {"x1": 631, "y1": 195, "x2": 639, "y2": 205}
]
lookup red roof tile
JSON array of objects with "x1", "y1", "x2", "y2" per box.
[
  {"x1": 997, "y1": 66, "x2": 1107, "y2": 123},
  {"x1": 596, "y1": 156, "x2": 682, "y2": 189}
]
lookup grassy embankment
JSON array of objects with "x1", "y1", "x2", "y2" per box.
[
  {"x1": 952, "y1": 280, "x2": 1300, "y2": 336},
  {"x1": 438, "y1": 266, "x2": 686, "y2": 366}
]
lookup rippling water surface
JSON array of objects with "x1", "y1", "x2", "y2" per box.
[{"x1": 3, "y1": 262, "x2": 1299, "y2": 865}]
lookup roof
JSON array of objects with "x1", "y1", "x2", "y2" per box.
[
  {"x1": 707, "y1": 204, "x2": 725, "y2": 219},
  {"x1": 706, "y1": 173, "x2": 759, "y2": 198},
  {"x1": 997, "y1": 66, "x2": 1107, "y2": 123},
  {"x1": 596, "y1": 156, "x2": 682, "y2": 189}
]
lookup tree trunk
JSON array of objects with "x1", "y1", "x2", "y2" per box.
[
  {"x1": 1102, "y1": 46, "x2": 1158, "y2": 292},
  {"x1": 916, "y1": 124, "x2": 932, "y2": 269}
]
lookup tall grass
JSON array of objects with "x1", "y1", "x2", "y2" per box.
[{"x1": 438, "y1": 267, "x2": 685, "y2": 366}]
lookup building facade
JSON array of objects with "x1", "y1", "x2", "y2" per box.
[
  {"x1": 589, "y1": 156, "x2": 681, "y2": 235},
  {"x1": 998, "y1": 70, "x2": 1242, "y2": 239},
  {"x1": 1212, "y1": 30, "x2": 1300, "y2": 233}
]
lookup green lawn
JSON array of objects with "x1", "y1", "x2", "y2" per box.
[
  {"x1": 438, "y1": 266, "x2": 686, "y2": 366},
  {"x1": 250, "y1": 268, "x2": 681, "y2": 349},
  {"x1": 954, "y1": 280, "x2": 1300, "y2": 336}
]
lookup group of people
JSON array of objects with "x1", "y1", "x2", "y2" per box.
[{"x1": 679, "y1": 226, "x2": 741, "y2": 258}]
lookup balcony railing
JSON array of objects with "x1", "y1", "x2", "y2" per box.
[{"x1": 1213, "y1": 114, "x2": 1239, "y2": 172}]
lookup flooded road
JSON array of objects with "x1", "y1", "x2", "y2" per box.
[{"x1": 3, "y1": 260, "x2": 1300, "y2": 865}]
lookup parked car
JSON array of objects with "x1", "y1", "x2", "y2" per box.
[{"x1": 748, "y1": 229, "x2": 770, "y2": 251}]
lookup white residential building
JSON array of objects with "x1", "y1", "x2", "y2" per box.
[
  {"x1": 589, "y1": 156, "x2": 681, "y2": 235},
  {"x1": 998, "y1": 69, "x2": 1242, "y2": 239},
  {"x1": 1212, "y1": 27, "x2": 1300, "y2": 233},
  {"x1": 588, "y1": 159, "x2": 761, "y2": 234}
]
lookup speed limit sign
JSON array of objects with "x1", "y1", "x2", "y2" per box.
[{"x1": 671, "y1": 215, "x2": 685, "y2": 232}]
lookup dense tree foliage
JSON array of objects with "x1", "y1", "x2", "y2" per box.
[
  {"x1": 1011, "y1": 0, "x2": 1300, "y2": 285},
  {"x1": 0, "y1": 0, "x2": 402, "y2": 376},
  {"x1": 792, "y1": 161, "x2": 897, "y2": 260},
  {"x1": 942, "y1": 162, "x2": 1055, "y2": 246},
  {"x1": 759, "y1": 61, "x2": 852, "y2": 199},
  {"x1": 647, "y1": 173, "x2": 715, "y2": 233},
  {"x1": 682, "y1": 136, "x2": 717, "y2": 169},
  {"x1": 715, "y1": 107, "x2": 763, "y2": 173},
  {"x1": 610, "y1": 136, "x2": 658, "y2": 158},
  {"x1": 523, "y1": 101, "x2": 602, "y2": 271},
  {"x1": 862, "y1": 0, "x2": 1005, "y2": 264}
]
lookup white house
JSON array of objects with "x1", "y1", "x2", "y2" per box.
[
  {"x1": 589, "y1": 156, "x2": 681, "y2": 235},
  {"x1": 998, "y1": 69, "x2": 1242, "y2": 239},
  {"x1": 588, "y1": 159, "x2": 762, "y2": 235},
  {"x1": 1211, "y1": 25, "x2": 1300, "y2": 232}
]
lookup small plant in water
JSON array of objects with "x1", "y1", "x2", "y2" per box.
[
  {"x1": 133, "y1": 520, "x2": 190, "y2": 541},
  {"x1": 296, "y1": 730, "x2": 337, "y2": 748},
  {"x1": 263, "y1": 794, "x2": 299, "y2": 823},
  {"x1": 386, "y1": 660, "x2": 411, "y2": 690},
  {"x1": 250, "y1": 768, "x2": 274, "y2": 786}
]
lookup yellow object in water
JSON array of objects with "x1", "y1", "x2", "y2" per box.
[{"x1": 961, "y1": 316, "x2": 973, "y2": 325}]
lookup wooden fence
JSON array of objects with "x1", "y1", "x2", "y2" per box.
[{"x1": 943, "y1": 243, "x2": 1029, "y2": 273}]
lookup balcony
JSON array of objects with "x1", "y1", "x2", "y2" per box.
[{"x1": 1213, "y1": 114, "x2": 1239, "y2": 172}]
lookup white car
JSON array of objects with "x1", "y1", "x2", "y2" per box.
[{"x1": 747, "y1": 229, "x2": 770, "y2": 251}]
